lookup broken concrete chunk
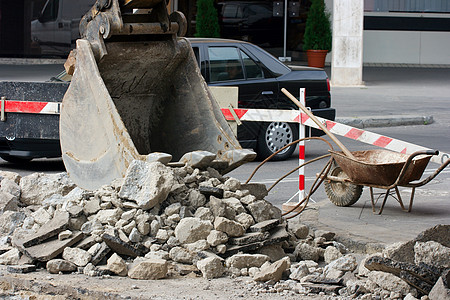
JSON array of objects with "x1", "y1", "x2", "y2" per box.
[
  {"x1": 207, "y1": 230, "x2": 228, "y2": 247},
  {"x1": 107, "y1": 253, "x2": 128, "y2": 276},
  {"x1": 0, "y1": 191, "x2": 19, "y2": 214},
  {"x1": 240, "y1": 183, "x2": 268, "y2": 200},
  {"x1": 0, "y1": 211, "x2": 26, "y2": 236},
  {"x1": 101, "y1": 233, "x2": 146, "y2": 258},
  {"x1": 214, "y1": 217, "x2": 245, "y2": 237},
  {"x1": 179, "y1": 151, "x2": 216, "y2": 170},
  {"x1": 197, "y1": 257, "x2": 224, "y2": 279},
  {"x1": 222, "y1": 197, "x2": 246, "y2": 215},
  {"x1": 324, "y1": 246, "x2": 343, "y2": 264},
  {"x1": 18, "y1": 231, "x2": 83, "y2": 262},
  {"x1": 290, "y1": 263, "x2": 310, "y2": 280},
  {"x1": 225, "y1": 254, "x2": 270, "y2": 269},
  {"x1": 367, "y1": 271, "x2": 412, "y2": 296},
  {"x1": 327, "y1": 254, "x2": 357, "y2": 272},
  {"x1": 428, "y1": 269, "x2": 450, "y2": 300},
  {"x1": 294, "y1": 242, "x2": 321, "y2": 262},
  {"x1": 62, "y1": 247, "x2": 92, "y2": 267},
  {"x1": 7, "y1": 264, "x2": 36, "y2": 274},
  {"x1": 253, "y1": 257, "x2": 290, "y2": 282},
  {"x1": 198, "y1": 186, "x2": 223, "y2": 199},
  {"x1": 128, "y1": 259, "x2": 168, "y2": 280},
  {"x1": 90, "y1": 242, "x2": 111, "y2": 266},
  {"x1": 174, "y1": 217, "x2": 213, "y2": 244},
  {"x1": 46, "y1": 259, "x2": 77, "y2": 274},
  {"x1": 58, "y1": 230, "x2": 73, "y2": 241},
  {"x1": 287, "y1": 220, "x2": 309, "y2": 239},
  {"x1": 257, "y1": 244, "x2": 286, "y2": 262},
  {"x1": 20, "y1": 172, "x2": 76, "y2": 206},
  {"x1": 364, "y1": 255, "x2": 441, "y2": 285},
  {"x1": 414, "y1": 240, "x2": 450, "y2": 269},
  {"x1": 169, "y1": 246, "x2": 195, "y2": 264},
  {"x1": 118, "y1": 161, "x2": 175, "y2": 210},
  {"x1": 247, "y1": 200, "x2": 281, "y2": 223},
  {"x1": 314, "y1": 230, "x2": 336, "y2": 241},
  {"x1": 15, "y1": 211, "x2": 69, "y2": 248},
  {"x1": 228, "y1": 232, "x2": 270, "y2": 246},
  {"x1": 250, "y1": 219, "x2": 280, "y2": 232},
  {"x1": 0, "y1": 248, "x2": 21, "y2": 265}
]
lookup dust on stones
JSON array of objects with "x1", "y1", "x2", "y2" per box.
[{"x1": 0, "y1": 162, "x2": 449, "y2": 300}]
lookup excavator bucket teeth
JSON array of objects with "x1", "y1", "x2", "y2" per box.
[{"x1": 60, "y1": 38, "x2": 250, "y2": 190}]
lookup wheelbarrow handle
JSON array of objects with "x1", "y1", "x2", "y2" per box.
[
  {"x1": 393, "y1": 149, "x2": 439, "y2": 187},
  {"x1": 422, "y1": 150, "x2": 439, "y2": 156}
]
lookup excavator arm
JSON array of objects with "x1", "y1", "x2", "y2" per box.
[{"x1": 60, "y1": 0, "x2": 255, "y2": 190}]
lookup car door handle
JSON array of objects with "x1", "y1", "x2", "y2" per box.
[{"x1": 261, "y1": 91, "x2": 274, "y2": 95}]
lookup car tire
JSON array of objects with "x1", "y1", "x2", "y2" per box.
[
  {"x1": 0, "y1": 155, "x2": 33, "y2": 164},
  {"x1": 257, "y1": 122, "x2": 297, "y2": 161}
]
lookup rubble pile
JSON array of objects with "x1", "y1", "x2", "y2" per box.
[{"x1": 0, "y1": 156, "x2": 449, "y2": 299}]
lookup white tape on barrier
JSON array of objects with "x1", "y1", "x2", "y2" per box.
[{"x1": 221, "y1": 108, "x2": 448, "y2": 165}]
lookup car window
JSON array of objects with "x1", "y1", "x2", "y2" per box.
[
  {"x1": 40, "y1": 0, "x2": 59, "y2": 22},
  {"x1": 208, "y1": 47, "x2": 244, "y2": 82},
  {"x1": 192, "y1": 46, "x2": 200, "y2": 67},
  {"x1": 223, "y1": 4, "x2": 238, "y2": 18},
  {"x1": 240, "y1": 50, "x2": 263, "y2": 79}
]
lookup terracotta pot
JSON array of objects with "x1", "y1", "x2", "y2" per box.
[{"x1": 306, "y1": 50, "x2": 328, "y2": 68}]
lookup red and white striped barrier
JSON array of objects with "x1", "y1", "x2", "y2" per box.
[
  {"x1": 3, "y1": 97, "x2": 447, "y2": 165},
  {"x1": 0, "y1": 99, "x2": 61, "y2": 115},
  {"x1": 221, "y1": 107, "x2": 448, "y2": 165}
]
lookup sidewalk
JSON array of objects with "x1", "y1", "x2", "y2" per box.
[{"x1": 298, "y1": 65, "x2": 450, "y2": 252}]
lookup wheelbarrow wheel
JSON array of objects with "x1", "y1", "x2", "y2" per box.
[{"x1": 324, "y1": 166, "x2": 363, "y2": 207}]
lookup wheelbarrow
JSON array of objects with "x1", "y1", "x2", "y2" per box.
[
  {"x1": 280, "y1": 88, "x2": 450, "y2": 215},
  {"x1": 324, "y1": 149, "x2": 450, "y2": 214}
]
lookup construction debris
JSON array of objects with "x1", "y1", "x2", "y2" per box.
[{"x1": 0, "y1": 157, "x2": 449, "y2": 299}]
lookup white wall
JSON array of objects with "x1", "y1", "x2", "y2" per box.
[{"x1": 364, "y1": 30, "x2": 450, "y2": 64}]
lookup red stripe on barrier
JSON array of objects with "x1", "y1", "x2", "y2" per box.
[
  {"x1": 5, "y1": 101, "x2": 48, "y2": 113},
  {"x1": 344, "y1": 128, "x2": 364, "y2": 140},
  {"x1": 373, "y1": 136, "x2": 393, "y2": 148},
  {"x1": 299, "y1": 145, "x2": 305, "y2": 159},
  {"x1": 325, "y1": 120, "x2": 336, "y2": 130},
  {"x1": 299, "y1": 175, "x2": 305, "y2": 190},
  {"x1": 301, "y1": 113, "x2": 309, "y2": 124},
  {"x1": 220, "y1": 108, "x2": 248, "y2": 120}
]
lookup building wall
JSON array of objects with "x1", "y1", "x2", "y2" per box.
[{"x1": 363, "y1": 12, "x2": 450, "y2": 64}]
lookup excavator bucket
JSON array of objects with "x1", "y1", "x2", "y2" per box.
[{"x1": 60, "y1": 0, "x2": 254, "y2": 190}]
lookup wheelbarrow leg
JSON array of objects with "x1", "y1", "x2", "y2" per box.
[
  {"x1": 408, "y1": 187, "x2": 416, "y2": 212},
  {"x1": 377, "y1": 189, "x2": 391, "y2": 215},
  {"x1": 394, "y1": 187, "x2": 407, "y2": 211},
  {"x1": 369, "y1": 187, "x2": 376, "y2": 213}
]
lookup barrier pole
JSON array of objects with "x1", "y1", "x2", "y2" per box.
[
  {"x1": 282, "y1": 88, "x2": 307, "y2": 212},
  {"x1": 298, "y1": 88, "x2": 306, "y2": 202}
]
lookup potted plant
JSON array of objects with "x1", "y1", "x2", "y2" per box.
[
  {"x1": 303, "y1": 0, "x2": 332, "y2": 68},
  {"x1": 195, "y1": 0, "x2": 220, "y2": 38}
]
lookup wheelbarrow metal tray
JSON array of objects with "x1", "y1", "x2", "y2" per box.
[{"x1": 329, "y1": 150, "x2": 432, "y2": 186}]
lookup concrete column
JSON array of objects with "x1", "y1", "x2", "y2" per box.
[{"x1": 331, "y1": 0, "x2": 364, "y2": 86}]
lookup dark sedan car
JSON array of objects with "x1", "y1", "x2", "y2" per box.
[{"x1": 188, "y1": 38, "x2": 335, "y2": 160}]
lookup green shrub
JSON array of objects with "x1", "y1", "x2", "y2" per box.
[
  {"x1": 195, "y1": 0, "x2": 220, "y2": 38},
  {"x1": 303, "y1": 0, "x2": 332, "y2": 51}
]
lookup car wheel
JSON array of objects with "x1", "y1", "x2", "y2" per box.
[
  {"x1": 0, "y1": 155, "x2": 33, "y2": 164},
  {"x1": 257, "y1": 122, "x2": 297, "y2": 161}
]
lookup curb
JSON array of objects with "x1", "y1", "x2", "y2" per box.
[
  {"x1": 336, "y1": 115, "x2": 433, "y2": 129},
  {"x1": 0, "y1": 58, "x2": 66, "y2": 65},
  {"x1": 297, "y1": 203, "x2": 386, "y2": 254}
]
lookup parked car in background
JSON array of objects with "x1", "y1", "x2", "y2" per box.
[
  {"x1": 217, "y1": 1, "x2": 283, "y2": 46},
  {"x1": 188, "y1": 38, "x2": 335, "y2": 160},
  {"x1": 0, "y1": 38, "x2": 334, "y2": 163}
]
